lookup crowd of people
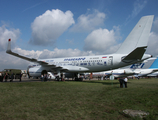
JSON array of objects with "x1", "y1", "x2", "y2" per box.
[
  {"x1": 0, "y1": 72, "x2": 22, "y2": 82},
  {"x1": 40, "y1": 74, "x2": 52, "y2": 81}
]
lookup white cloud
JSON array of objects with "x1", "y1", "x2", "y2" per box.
[
  {"x1": 152, "y1": 17, "x2": 158, "y2": 34},
  {"x1": 146, "y1": 17, "x2": 158, "y2": 56},
  {"x1": 70, "y1": 9, "x2": 106, "y2": 32},
  {"x1": 0, "y1": 51, "x2": 29, "y2": 71},
  {"x1": 83, "y1": 27, "x2": 121, "y2": 54},
  {"x1": 38, "y1": 48, "x2": 95, "y2": 59},
  {"x1": 0, "y1": 25, "x2": 20, "y2": 51},
  {"x1": 14, "y1": 47, "x2": 42, "y2": 59},
  {"x1": 132, "y1": 0, "x2": 147, "y2": 18},
  {"x1": 29, "y1": 9, "x2": 75, "y2": 46},
  {"x1": 0, "y1": 47, "x2": 43, "y2": 71},
  {"x1": 146, "y1": 32, "x2": 158, "y2": 56},
  {"x1": 126, "y1": 0, "x2": 147, "y2": 23}
]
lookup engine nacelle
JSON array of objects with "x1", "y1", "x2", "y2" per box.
[{"x1": 28, "y1": 67, "x2": 42, "y2": 77}]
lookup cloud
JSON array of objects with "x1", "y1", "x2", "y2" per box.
[
  {"x1": 14, "y1": 47, "x2": 42, "y2": 59},
  {"x1": 152, "y1": 17, "x2": 158, "y2": 34},
  {"x1": 0, "y1": 47, "x2": 42, "y2": 71},
  {"x1": 70, "y1": 9, "x2": 106, "y2": 32},
  {"x1": 29, "y1": 9, "x2": 75, "y2": 46},
  {"x1": 146, "y1": 32, "x2": 158, "y2": 56},
  {"x1": 126, "y1": 0, "x2": 147, "y2": 23},
  {"x1": 38, "y1": 48, "x2": 95, "y2": 59},
  {"x1": 146, "y1": 17, "x2": 158, "y2": 56},
  {"x1": 83, "y1": 26, "x2": 121, "y2": 54},
  {"x1": 22, "y1": 1, "x2": 46, "y2": 13},
  {"x1": 0, "y1": 25, "x2": 20, "y2": 51},
  {"x1": 0, "y1": 51, "x2": 29, "y2": 71}
]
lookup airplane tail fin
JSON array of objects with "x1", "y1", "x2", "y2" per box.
[
  {"x1": 116, "y1": 15, "x2": 154, "y2": 54},
  {"x1": 149, "y1": 57, "x2": 158, "y2": 69},
  {"x1": 130, "y1": 57, "x2": 157, "y2": 69}
]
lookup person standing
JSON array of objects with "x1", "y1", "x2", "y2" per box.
[
  {"x1": 1, "y1": 72, "x2": 4, "y2": 82},
  {"x1": 119, "y1": 78, "x2": 124, "y2": 88},
  {"x1": 5, "y1": 72, "x2": 8, "y2": 82},
  {"x1": 19, "y1": 73, "x2": 22, "y2": 82},
  {"x1": 124, "y1": 77, "x2": 128, "y2": 88},
  {"x1": 0, "y1": 72, "x2": 2, "y2": 82},
  {"x1": 41, "y1": 74, "x2": 43, "y2": 81},
  {"x1": 10, "y1": 73, "x2": 14, "y2": 82},
  {"x1": 44, "y1": 73, "x2": 47, "y2": 81}
]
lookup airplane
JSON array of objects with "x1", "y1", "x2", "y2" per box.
[
  {"x1": 92, "y1": 57, "x2": 158, "y2": 79},
  {"x1": 6, "y1": 15, "x2": 154, "y2": 81},
  {"x1": 138, "y1": 57, "x2": 158, "y2": 77}
]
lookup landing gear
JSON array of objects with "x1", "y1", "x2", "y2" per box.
[
  {"x1": 74, "y1": 73, "x2": 83, "y2": 81},
  {"x1": 55, "y1": 72, "x2": 65, "y2": 81},
  {"x1": 75, "y1": 77, "x2": 83, "y2": 81},
  {"x1": 55, "y1": 76, "x2": 60, "y2": 81}
]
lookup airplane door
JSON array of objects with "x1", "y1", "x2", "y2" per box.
[{"x1": 108, "y1": 56, "x2": 113, "y2": 65}]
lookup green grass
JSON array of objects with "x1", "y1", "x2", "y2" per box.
[{"x1": 0, "y1": 78, "x2": 158, "y2": 120}]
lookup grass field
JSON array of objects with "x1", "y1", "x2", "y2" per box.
[{"x1": 0, "y1": 78, "x2": 158, "y2": 120}]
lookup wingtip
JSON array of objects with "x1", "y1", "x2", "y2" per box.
[{"x1": 6, "y1": 38, "x2": 11, "y2": 53}]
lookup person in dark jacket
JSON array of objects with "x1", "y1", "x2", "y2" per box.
[
  {"x1": 0, "y1": 72, "x2": 2, "y2": 82},
  {"x1": 119, "y1": 78, "x2": 124, "y2": 88},
  {"x1": 1, "y1": 72, "x2": 4, "y2": 82},
  {"x1": 19, "y1": 73, "x2": 22, "y2": 82},
  {"x1": 10, "y1": 73, "x2": 14, "y2": 82},
  {"x1": 5, "y1": 72, "x2": 8, "y2": 82}
]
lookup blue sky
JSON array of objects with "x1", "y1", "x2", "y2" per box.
[{"x1": 0, "y1": 0, "x2": 158, "y2": 70}]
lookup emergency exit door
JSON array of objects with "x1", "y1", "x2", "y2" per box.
[{"x1": 108, "y1": 56, "x2": 113, "y2": 65}]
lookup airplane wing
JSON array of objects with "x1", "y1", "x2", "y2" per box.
[
  {"x1": 6, "y1": 39, "x2": 55, "y2": 67},
  {"x1": 6, "y1": 39, "x2": 89, "y2": 72}
]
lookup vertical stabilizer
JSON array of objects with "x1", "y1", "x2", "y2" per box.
[
  {"x1": 116, "y1": 15, "x2": 154, "y2": 54},
  {"x1": 130, "y1": 58, "x2": 156, "y2": 69},
  {"x1": 149, "y1": 57, "x2": 158, "y2": 69}
]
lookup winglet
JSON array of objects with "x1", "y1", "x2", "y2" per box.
[
  {"x1": 6, "y1": 39, "x2": 49, "y2": 65},
  {"x1": 6, "y1": 38, "x2": 12, "y2": 53}
]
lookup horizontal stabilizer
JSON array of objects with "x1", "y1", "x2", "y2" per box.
[{"x1": 122, "y1": 46, "x2": 147, "y2": 63}]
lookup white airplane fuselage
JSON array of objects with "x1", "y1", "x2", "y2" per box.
[{"x1": 28, "y1": 53, "x2": 151, "y2": 77}]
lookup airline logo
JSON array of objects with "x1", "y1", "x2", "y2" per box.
[
  {"x1": 64, "y1": 57, "x2": 86, "y2": 61},
  {"x1": 130, "y1": 63, "x2": 145, "y2": 69}
]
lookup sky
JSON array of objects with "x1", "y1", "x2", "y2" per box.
[{"x1": 0, "y1": 0, "x2": 158, "y2": 71}]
